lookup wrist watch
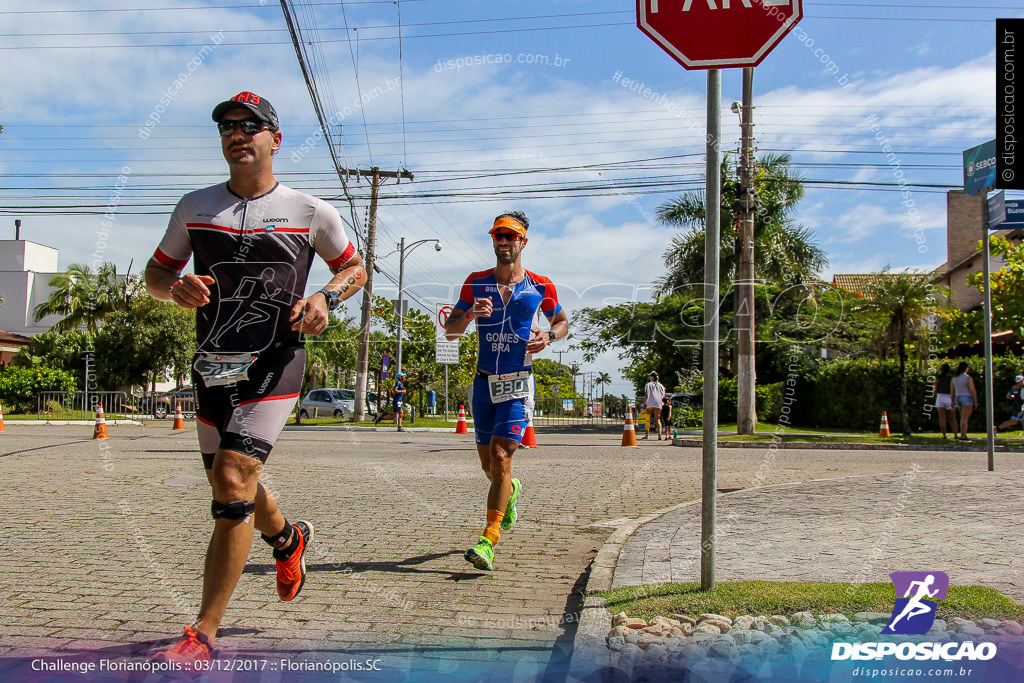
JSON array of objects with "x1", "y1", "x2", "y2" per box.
[
  {"x1": 547, "y1": 330, "x2": 556, "y2": 343},
  {"x1": 318, "y1": 288, "x2": 341, "y2": 311}
]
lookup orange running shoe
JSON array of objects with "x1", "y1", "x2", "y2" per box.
[
  {"x1": 275, "y1": 520, "x2": 314, "y2": 601},
  {"x1": 153, "y1": 625, "x2": 212, "y2": 666}
]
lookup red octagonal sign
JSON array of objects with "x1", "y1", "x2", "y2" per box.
[{"x1": 637, "y1": 0, "x2": 803, "y2": 70}]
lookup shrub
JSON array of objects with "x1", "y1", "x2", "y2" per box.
[{"x1": 0, "y1": 366, "x2": 77, "y2": 414}]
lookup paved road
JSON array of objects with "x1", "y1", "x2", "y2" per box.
[{"x1": 0, "y1": 425, "x2": 1014, "y2": 678}]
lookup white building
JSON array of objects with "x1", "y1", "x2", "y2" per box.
[{"x1": 0, "y1": 240, "x2": 63, "y2": 336}]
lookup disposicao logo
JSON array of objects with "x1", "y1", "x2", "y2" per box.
[
  {"x1": 883, "y1": 571, "x2": 949, "y2": 635},
  {"x1": 831, "y1": 571, "x2": 997, "y2": 662}
]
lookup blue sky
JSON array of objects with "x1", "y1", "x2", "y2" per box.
[{"x1": 0, "y1": 1, "x2": 1018, "y2": 394}]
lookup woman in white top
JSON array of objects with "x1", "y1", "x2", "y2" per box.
[{"x1": 643, "y1": 371, "x2": 667, "y2": 440}]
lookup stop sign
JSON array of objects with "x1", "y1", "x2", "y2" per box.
[{"x1": 637, "y1": 0, "x2": 803, "y2": 70}]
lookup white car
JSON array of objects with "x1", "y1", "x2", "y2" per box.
[
  {"x1": 298, "y1": 388, "x2": 379, "y2": 419},
  {"x1": 298, "y1": 388, "x2": 354, "y2": 419}
]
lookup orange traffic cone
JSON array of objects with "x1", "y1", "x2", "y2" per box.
[
  {"x1": 171, "y1": 403, "x2": 186, "y2": 431},
  {"x1": 0, "y1": 402, "x2": 6, "y2": 433},
  {"x1": 455, "y1": 405, "x2": 469, "y2": 434},
  {"x1": 93, "y1": 404, "x2": 110, "y2": 440},
  {"x1": 521, "y1": 422, "x2": 538, "y2": 448},
  {"x1": 879, "y1": 411, "x2": 891, "y2": 437},
  {"x1": 621, "y1": 407, "x2": 638, "y2": 448}
]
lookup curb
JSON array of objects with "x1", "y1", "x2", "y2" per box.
[
  {"x1": 568, "y1": 498, "x2": 703, "y2": 681},
  {"x1": 567, "y1": 596, "x2": 611, "y2": 680},
  {"x1": 288, "y1": 426, "x2": 456, "y2": 433},
  {"x1": 671, "y1": 438, "x2": 1021, "y2": 452},
  {"x1": 6, "y1": 420, "x2": 144, "y2": 427}
]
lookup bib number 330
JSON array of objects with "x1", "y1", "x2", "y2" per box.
[{"x1": 487, "y1": 371, "x2": 530, "y2": 404}]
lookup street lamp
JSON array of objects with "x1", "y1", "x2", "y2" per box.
[{"x1": 393, "y1": 237, "x2": 442, "y2": 379}]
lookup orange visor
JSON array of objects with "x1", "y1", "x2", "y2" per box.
[{"x1": 488, "y1": 216, "x2": 528, "y2": 239}]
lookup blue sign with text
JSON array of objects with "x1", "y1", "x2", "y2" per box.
[{"x1": 963, "y1": 139, "x2": 997, "y2": 196}]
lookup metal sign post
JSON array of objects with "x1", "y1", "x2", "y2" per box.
[
  {"x1": 701, "y1": 70, "x2": 722, "y2": 590},
  {"x1": 965, "y1": 141, "x2": 998, "y2": 471}
]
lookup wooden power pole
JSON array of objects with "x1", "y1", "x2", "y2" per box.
[{"x1": 352, "y1": 167, "x2": 413, "y2": 422}]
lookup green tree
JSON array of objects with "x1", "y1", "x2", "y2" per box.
[
  {"x1": 94, "y1": 295, "x2": 196, "y2": 390},
  {"x1": 943, "y1": 236, "x2": 1024, "y2": 346},
  {"x1": 656, "y1": 153, "x2": 827, "y2": 294},
  {"x1": 855, "y1": 268, "x2": 947, "y2": 437},
  {"x1": 33, "y1": 262, "x2": 140, "y2": 333}
]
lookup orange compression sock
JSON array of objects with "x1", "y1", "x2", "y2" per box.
[{"x1": 483, "y1": 509, "x2": 503, "y2": 545}]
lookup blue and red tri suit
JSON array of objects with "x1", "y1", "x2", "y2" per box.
[{"x1": 453, "y1": 269, "x2": 562, "y2": 445}]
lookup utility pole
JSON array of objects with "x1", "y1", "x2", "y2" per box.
[
  {"x1": 736, "y1": 67, "x2": 758, "y2": 435},
  {"x1": 352, "y1": 166, "x2": 414, "y2": 423}
]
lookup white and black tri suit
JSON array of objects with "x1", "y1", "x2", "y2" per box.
[{"x1": 153, "y1": 182, "x2": 356, "y2": 465}]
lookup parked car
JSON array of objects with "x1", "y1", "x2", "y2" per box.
[
  {"x1": 165, "y1": 386, "x2": 196, "y2": 418},
  {"x1": 298, "y1": 388, "x2": 355, "y2": 419},
  {"x1": 137, "y1": 386, "x2": 196, "y2": 419}
]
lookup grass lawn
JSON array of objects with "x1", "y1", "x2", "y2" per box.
[
  {"x1": 678, "y1": 422, "x2": 1024, "y2": 447},
  {"x1": 286, "y1": 414, "x2": 469, "y2": 429},
  {"x1": 598, "y1": 580, "x2": 1024, "y2": 622}
]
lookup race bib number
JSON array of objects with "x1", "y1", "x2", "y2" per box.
[
  {"x1": 487, "y1": 371, "x2": 531, "y2": 404},
  {"x1": 194, "y1": 352, "x2": 258, "y2": 388}
]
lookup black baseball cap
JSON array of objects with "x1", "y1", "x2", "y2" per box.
[{"x1": 211, "y1": 91, "x2": 279, "y2": 130}]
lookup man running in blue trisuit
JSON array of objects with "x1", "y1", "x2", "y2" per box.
[{"x1": 444, "y1": 211, "x2": 569, "y2": 570}]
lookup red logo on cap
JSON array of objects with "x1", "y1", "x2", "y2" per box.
[{"x1": 231, "y1": 92, "x2": 261, "y2": 105}]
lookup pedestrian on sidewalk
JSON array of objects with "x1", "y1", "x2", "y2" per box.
[
  {"x1": 374, "y1": 373, "x2": 407, "y2": 430},
  {"x1": 443, "y1": 211, "x2": 569, "y2": 571},
  {"x1": 994, "y1": 374, "x2": 1024, "y2": 436},
  {"x1": 661, "y1": 394, "x2": 673, "y2": 436},
  {"x1": 932, "y1": 363, "x2": 954, "y2": 439},
  {"x1": 642, "y1": 372, "x2": 666, "y2": 440},
  {"x1": 145, "y1": 91, "x2": 365, "y2": 665},
  {"x1": 950, "y1": 361, "x2": 977, "y2": 442}
]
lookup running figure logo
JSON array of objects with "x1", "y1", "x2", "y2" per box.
[
  {"x1": 881, "y1": 571, "x2": 949, "y2": 635},
  {"x1": 202, "y1": 262, "x2": 296, "y2": 353}
]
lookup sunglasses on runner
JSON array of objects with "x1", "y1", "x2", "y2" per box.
[
  {"x1": 217, "y1": 119, "x2": 267, "y2": 136},
  {"x1": 491, "y1": 232, "x2": 523, "y2": 242}
]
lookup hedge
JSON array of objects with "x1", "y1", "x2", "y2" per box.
[
  {"x1": 0, "y1": 366, "x2": 78, "y2": 414},
  {"x1": 694, "y1": 356, "x2": 1024, "y2": 433}
]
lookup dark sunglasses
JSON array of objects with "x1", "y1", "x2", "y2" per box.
[
  {"x1": 217, "y1": 119, "x2": 267, "y2": 136},
  {"x1": 491, "y1": 232, "x2": 523, "y2": 242}
]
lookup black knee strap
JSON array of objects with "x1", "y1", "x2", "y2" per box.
[{"x1": 211, "y1": 500, "x2": 256, "y2": 521}]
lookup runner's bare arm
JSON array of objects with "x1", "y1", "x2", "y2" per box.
[
  {"x1": 289, "y1": 253, "x2": 366, "y2": 335},
  {"x1": 444, "y1": 298, "x2": 493, "y2": 341},
  {"x1": 145, "y1": 258, "x2": 214, "y2": 309}
]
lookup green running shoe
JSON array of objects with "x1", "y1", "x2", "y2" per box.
[
  {"x1": 465, "y1": 536, "x2": 494, "y2": 571},
  {"x1": 501, "y1": 478, "x2": 521, "y2": 531}
]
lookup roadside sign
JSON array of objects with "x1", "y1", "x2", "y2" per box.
[
  {"x1": 1005, "y1": 200, "x2": 1024, "y2": 229},
  {"x1": 637, "y1": 0, "x2": 802, "y2": 70},
  {"x1": 435, "y1": 303, "x2": 459, "y2": 365},
  {"x1": 435, "y1": 341, "x2": 459, "y2": 365},
  {"x1": 437, "y1": 305, "x2": 453, "y2": 328},
  {"x1": 988, "y1": 190, "x2": 1007, "y2": 229},
  {"x1": 964, "y1": 140, "x2": 997, "y2": 196}
]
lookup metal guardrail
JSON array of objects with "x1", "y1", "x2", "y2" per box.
[
  {"x1": 33, "y1": 391, "x2": 196, "y2": 421},
  {"x1": 530, "y1": 397, "x2": 622, "y2": 427}
]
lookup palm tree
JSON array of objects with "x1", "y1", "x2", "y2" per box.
[
  {"x1": 655, "y1": 153, "x2": 827, "y2": 294},
  {"x1": 33, "y1": 262, "x2": 139, "y2": 333},
  {"x1": 856, "y1": 268, "x2": 947, "y2": 438}
]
